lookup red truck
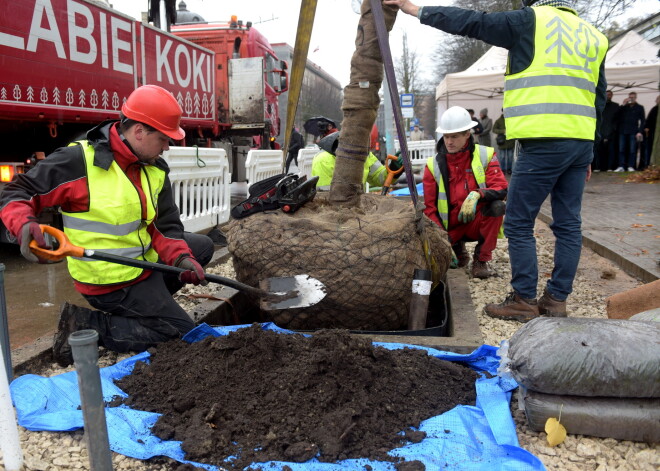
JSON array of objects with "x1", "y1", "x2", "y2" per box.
[
  {"x1": 171, "y1": 16, "x2": 288, "y2": 180},
  {"x1": 0, "y1": 0, "x2": 287, "y2": 240}
]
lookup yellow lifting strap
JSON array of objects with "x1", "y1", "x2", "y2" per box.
[{"x1": 282, "y1": 0, "x2": 318, "y2": 168}]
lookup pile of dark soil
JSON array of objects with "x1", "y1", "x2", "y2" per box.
[{"x1": 113, "y1": 325, "x2": 479, "y2": 470}]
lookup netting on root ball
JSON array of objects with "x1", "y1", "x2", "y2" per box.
[{"x1": 226, "y1": 193, "x2": 452, "y2": 331}]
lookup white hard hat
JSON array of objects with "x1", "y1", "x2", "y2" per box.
[{"x1": 436, "y1": 106, "x2": 478, "y2": 134}]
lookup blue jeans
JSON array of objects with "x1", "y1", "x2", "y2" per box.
[
  {"x1": 504, "y1": 139, "x2": 592, "y2": 301},
  {"x1": 618, "y1": 134, "x2": 638, "y2": 168}
]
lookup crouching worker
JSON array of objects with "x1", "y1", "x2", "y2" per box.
[
  {"x1": 0, "y1": 85, "x2": 214, "y2": 366},
  {"x1": 423, "y1": 106, "x2": 508, "y2": 279},
  {"x1": 311, "y1": 131, "x2": 403, "y2": 191}
]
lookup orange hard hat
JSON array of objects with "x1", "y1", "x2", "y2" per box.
[{"x1": 121, "y1": 85, "x2": 185, "y2": 140}]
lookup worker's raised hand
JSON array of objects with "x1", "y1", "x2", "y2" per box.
[
  {"x1": 383, "y1": 0, "x2": 420, "y2": 16},
  {"x1": 458, "y1": 191, "x2": 481, "y2": 223},
  {"x1": 175, "y1": 255, "x2": 208, "y2": 286},
  {"x1": 18, "y1": 221, "x2": 51, "y2": 263}
]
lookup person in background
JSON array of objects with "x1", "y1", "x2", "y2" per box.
[
  {"x1": 478, "y1": 108, "x2": 493, "y2": 146},
  {"x1": 493, "y1": 110, "x2": 514, "y2": 174},
  {"x1": 285, "y1": 127, "x2": 305, "y2": 173},
  {"x1": 423, "y1": 106, "x2": 508, "y2": 279},
  {"x1": 466, "y1": 109, "x2": 484, "y2": 139},
  {"x1": 598, "y1": 90, "x2": 620, "y2": 172},
  {"x1": 410, "y1": 124, "x2": 424, "y2": 141},
  {"x1": 0, "y1": 85, "x2": 214, "y2": 366},
  {"x1": 615, "y1": 91, "x2": 645, "y2": 172},
  {"x1": 643, "y1": 95, "x2": 659, "y2": 170},
  {"x1": 385, "y1": 0, "x2": 607, "y2": 321}
]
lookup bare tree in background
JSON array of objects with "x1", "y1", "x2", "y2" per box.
[
  {"x1": 395, "y1": 32, "x2": 437, "y2": 137},
  {"x1": 395, "y1": 32, "x2": 419, "y2": 94},
  {"x1": 431, "y1": 0, "x2": 637, "y2": 82},
  {"x1": 430, "y1": 0, "x2": 513, "y2": 83}
]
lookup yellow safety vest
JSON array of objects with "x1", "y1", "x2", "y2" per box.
[
  {"x1": 311, "y1": 151, "x2": 387, "y2": 191},
  {"x1": 427, "y1": 145, "x2": 493, "y2": 230},
  {"x1": 503, "y1": 6, "x2": 608, "y2": 140},
  {"x1": 62, "y1": 141, "x2": 164, "y2": 285}
]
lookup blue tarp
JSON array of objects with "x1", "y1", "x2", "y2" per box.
[
  {"x1": 11, "y1": 323, "x2": 546, "y2": 471},
  {"x1": 391, "y1": 182, "x2": 424, "y2": 197}
]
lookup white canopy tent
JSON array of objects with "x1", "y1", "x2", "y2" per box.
[{"x1": 435, "y1": 31, "x2": 660, "y2": 140}]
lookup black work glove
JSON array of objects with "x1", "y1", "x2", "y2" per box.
[
  {"x1": 390, "y1": 152, "x2": 404, "y2": 172},
  {"x1": 17, "y1": 222, "x2": 50, "y2": 263},
  {"x1": 175, "y1": 255, "x2": 208, "y2": 286}
]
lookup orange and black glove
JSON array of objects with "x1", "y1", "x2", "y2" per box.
[{"x1": 174, "y1": 255, "x2": 208, "y2": 286}]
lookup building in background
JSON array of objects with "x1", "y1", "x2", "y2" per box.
[
  {"x1": 271, "y1": 44, "x2": 343, "y2": 146},
  {"x1": 610, "y1": 11, "x2": 660, "y2": 47}
]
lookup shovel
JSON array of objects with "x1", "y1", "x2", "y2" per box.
[{"x1": 29, "y1": 225, "x2": 326, "y2": 310}]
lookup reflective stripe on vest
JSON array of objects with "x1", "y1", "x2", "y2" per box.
[
  {"x1": 62, "y1": 140, "x2": 165, "y2": 285},
  {"x1": 426, "y1": 145, "x2": 494, "y2": 230},
  {"x1": 503, "y1": 6, "x2": 607, "y2": 140}
]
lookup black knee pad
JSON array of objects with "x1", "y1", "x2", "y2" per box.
[{"x1": 482, "y1": 200, "x2": 506, "y2": 217}]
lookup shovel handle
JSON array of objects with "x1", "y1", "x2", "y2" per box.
[
  {"x1": 381, "y1": 154, "x2": 404, "y2": 195},
  {"x1": 29, "y1": 225, "x2": 84, "y2": 260},
  {"x1": 28, "y1": 225, "x2": 271, "y2": 298}
]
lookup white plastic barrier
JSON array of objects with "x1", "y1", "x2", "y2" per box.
[
  {"x1": 296, "y1": 146, "x2": 320, "y2": 178},
  {"x1": 245, "y1": 149, "x2": 284, "y2": 185},
  {"x1": 394, "y1": 139, "x2": 436, "y2": 173},
  {"x1": 162, "y1": 147, "x2": 231, "y2": 233}
]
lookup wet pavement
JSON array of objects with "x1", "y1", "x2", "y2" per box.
[
  {"x1": 538, "y1": 171, "x2": 659, "y2": 283},
  {"x1": 1, "y1": 243, "x2": 86, "y2": 350}
]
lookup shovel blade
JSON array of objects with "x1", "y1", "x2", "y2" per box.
[{"x1": 259, "y1": 275, "x2": 327, "y2": 310}]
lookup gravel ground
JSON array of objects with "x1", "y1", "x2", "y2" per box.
[{"x1": 2, "y1": 220, "x2": 658, "y2": 471}]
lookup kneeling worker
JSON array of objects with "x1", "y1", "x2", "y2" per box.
[
  {"x1": 423, "y1": 106, "x2": 508, "y2": 278},
  {"x1": 311, "y1": 131, "x2": 403, "y2": 191},
  {"x1": 0, "y1": 85, "x2": 214, "y2": 366}
]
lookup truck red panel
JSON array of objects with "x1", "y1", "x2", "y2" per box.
[{"x1": 0, "y1": 0, "x2": 215, "y2": 131}]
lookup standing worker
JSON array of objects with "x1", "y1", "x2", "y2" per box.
[
  {"x1": 0, "y1": 85, "x2": 214, "y2": 365},
  {"x1": 386, "y1": 0, "x2": 608, "y2": 321},
  {"x1": 424, "y1": 106, "x2": 507, "y2": 279}
]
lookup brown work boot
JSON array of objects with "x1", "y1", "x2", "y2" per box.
[
  {"x1": 471, "y1": 260, "x2": 496, "y2": 279},
  {"x1": 538, "y1": 289, "x2": 567, "y2": 317},
  {"x1": 483, "y1": 293, "x2": 539, "y2": 322},
  {"x1": 452, "y1": 242, "x2": 469, "y2": 268}
]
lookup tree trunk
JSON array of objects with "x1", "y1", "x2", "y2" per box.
[{"x1": 328, "y1": 0, "x2": 397, "y2": 205}]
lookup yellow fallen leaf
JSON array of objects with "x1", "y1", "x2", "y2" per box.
[{"x1": 545, "y1": 417, "x2": 567, "y2": 447}]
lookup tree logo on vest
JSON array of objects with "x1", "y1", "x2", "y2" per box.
[{"x1": 544, "y1": 16, "x2": 600, "y2": 72}]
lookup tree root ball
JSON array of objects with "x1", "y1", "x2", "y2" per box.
[{"x1": 226, "y1": 193, "x2": 452, "y2": 330}]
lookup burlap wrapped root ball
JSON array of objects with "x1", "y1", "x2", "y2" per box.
[{"x1": 226, "y1": 193, "x2": 452, "y2": 330}]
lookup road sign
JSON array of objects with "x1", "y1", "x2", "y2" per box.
[
  {"x1": 400, "y1": 93, "x2": 414, "y2": 107},
  {"x1": 401, "y1": 107, "x2": 414, "y2": 118}
]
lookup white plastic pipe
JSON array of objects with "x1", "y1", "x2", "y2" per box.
[{"x1": 0, "y1": 347, "x2": 23, "y2": 470}]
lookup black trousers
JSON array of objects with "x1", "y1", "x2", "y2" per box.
[
  {"x1": 285, "y1": 151, "x2": 298, "y2": 173},
  {"x1": 80, "y1": 232, "x2": 214, "y2": 353}
]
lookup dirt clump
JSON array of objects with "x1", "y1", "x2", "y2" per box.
[{"x1": 113, "y1": 325, "x2": 479, "y2": 470}]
